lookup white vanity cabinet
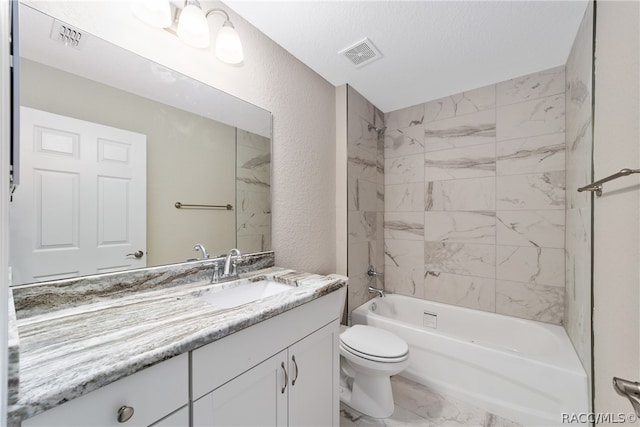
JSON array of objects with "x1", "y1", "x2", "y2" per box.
[
  {"x1": 192, "y1": 291, "x2": 341, "y2": 427},
  {"x1": 22, "y1": 353, "x2": 189, "y2": 427}
]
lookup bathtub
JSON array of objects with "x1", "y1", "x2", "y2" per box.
[{"x1": 351, "y1": 294, "x2": 588, "y2": 426}]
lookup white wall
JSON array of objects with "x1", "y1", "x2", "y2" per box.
[
  {"x1": 593, "y1": 0, "x2": 640, "y2": 414},
  {"x1": 24, "y1": 0, "x2": 337, "y2": 274}
]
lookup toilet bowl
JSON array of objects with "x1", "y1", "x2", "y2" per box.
[{"x1": 339, "y1": 324, "x2": 409, "y2": 418}]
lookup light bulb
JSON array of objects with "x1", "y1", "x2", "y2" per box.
[
  {"x1": 215, "y1": 21, "x2": 244, "y2": 64},
  {"x1": 177, "y1": 4, "x2": 210, "y2": 48}
]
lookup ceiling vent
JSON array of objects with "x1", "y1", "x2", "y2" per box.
[
  {"x1": 50, "y1": 19, "x2": 83, "y2": 49},
  {"x1": 339, "y1": 38, "x2": 382, "y2": 68}
]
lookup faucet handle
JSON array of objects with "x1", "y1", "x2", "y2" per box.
[
  {"x1": 211, "y1": 264, "x2": 220, "y2": 284},
  {"x1": 367, "y1": 265, "x2": 383, "y2": 277}
]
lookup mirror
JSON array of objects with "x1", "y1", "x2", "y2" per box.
[{"x1": 10, "y1": 4, "x2": 272, "y2": 285}]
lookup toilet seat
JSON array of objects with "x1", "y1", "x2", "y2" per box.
[{"x1": 340, "y1": 325, "x2": 409, "y2": 363}]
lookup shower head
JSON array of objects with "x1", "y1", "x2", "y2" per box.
[{"x1": 367, "y1": 124, "x2": 386, "y2": 136}]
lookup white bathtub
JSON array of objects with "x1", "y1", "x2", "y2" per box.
[{"x1": 351, "y1": 294, "x2": 588, "y2": 426}]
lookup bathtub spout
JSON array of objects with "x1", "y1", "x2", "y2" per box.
[{"x1": 368, "y1": 286, "x2": 385, "y2": 298}]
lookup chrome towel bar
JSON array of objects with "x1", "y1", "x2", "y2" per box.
[
  {"x1": 577, "y1": 168, "x2": 640, "y2": 196},
  {"x1": 174, "y1": 202, "x2": 233, "y2": 210}
]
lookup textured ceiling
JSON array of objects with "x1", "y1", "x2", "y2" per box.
[{"x1": 224, "y1": 0, "x2": 589, "y2": 112}]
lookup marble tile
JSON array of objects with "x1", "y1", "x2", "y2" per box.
[
  {"x1": 497, "y1": 66, "x2": 565, "y2": 106},
  {"x1": 348, "y1": 147, "x2": 378, "y2": 184},
  {"x1": 236, "y1": 189, "x2": 270, "y2": 214},
  {"x1": 564, "y1": 206, "x2": 592, "y2": 365},
  {"x1": 385, "y1": 153, "x2": 425, "y2": 185},
  {"x1": 347, "y1": 275, "x2": 374, "y2": 314},
  {"x1": 348, "y1": 211, "x2": 377, "y2": 243},
  {"x1": 384, "y1": 125, "x2": 425, "y2": 159},
  {"x1": 384, "y1": 212, "x2": 424, "y2": 241},
  {"x1": 425, "y1": 142, "x2": 496, "y2": 181},
  {"x1": 425, "y1": 109, "x2": 496, "y2": 152},
  {"x1": 424, "y1": 272, "x2": 496, "y2": 312},
  {"x1": 496, "y1": 132, "x2": 565, "y2": 176},
  {"x1": 348, "y1": 175, "x2": 378, "y2": 212},
  {"x1": 425, "y1": 242, "x2": 495, "y2": 279},
  {"x1": 424, "y1": 211, "x2": 496, "y2": 244},
  {"x1": 384, "y1": 265, "x2": 426, "y2": 298},
  {"x1": 496, "y1": 94, "x2": 565, "y2": 141},
  {"x1": 496, "y1": 210, "x2": 565, "y2": 248},
  {"x1": 565, "y1": 128, "x2": 592, "y2": 210},
  {"x1": 385, "y1": 103, "x2": 425, "y2": 131},
  {"x1": 426, "y1": 177, "x2": 496, "y2": 212},
  {"x1": 425, "y1": 84, "x2": 496, "y2": 123},
  {"x1": 496, "y1": 172, "x2": 565, "y2": 210},
  {"x1": 384, "y1": 239, "x2": 424, "y2": 270},
  {"x1": 385, "y1": 183, "x2": 425, "y2": 212},
  {"x1": 496, "y1": 280, "x2": 564, "y2": 325},
  {"x1": 348, "y1": 114, "x2": 378, "y2": 153},
  {"x1": 496, "y1": 245, "x2": 565, "y2": 287},
  {"x1": 348, "y1": 85, "x2": 384, "y2": 127},
  {"x1": 340, "y1": 377, "x2": 521, "y2": 427},
  {"x1": 236, "y1": 212, "x2": 270, "y2": 237},
  {"x1": 348, "y1": 241, "x2": 370, "y2": 281}
]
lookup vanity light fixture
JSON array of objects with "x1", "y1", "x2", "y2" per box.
[{"x1": 131, "y1": 0, "x2": 244, "y2": 64}]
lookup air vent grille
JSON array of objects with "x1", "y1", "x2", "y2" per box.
[
  {"x1": 339, "y1": 38, "x2": 382, "y2": 68},
  {"x1": 50, "y1": 19, "x2": 83, "y2": 49}
]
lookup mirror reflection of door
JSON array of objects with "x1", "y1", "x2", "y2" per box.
[{"x1": 10, "y1": 107, "x2": 147, "y2": 285}]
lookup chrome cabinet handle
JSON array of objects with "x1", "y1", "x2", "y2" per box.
[
  {"x1": 126, "y1": 250, "x2": 144, "y2": 259},
  {"x1": 117, "y1": 405, "x2": 134, "y2": 423},
  {"x1": 291, "y1": 355, "x2": 299, "y2": 386},
  {"x1": 281, "y1": 362, "x2": 288, "y2": 394}
]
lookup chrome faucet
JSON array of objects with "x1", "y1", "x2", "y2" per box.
[
  {"x1": 223, "y1": 248, "x2": 242, "y2": 277},
  {"x1": 367, "y1": 265, "x2": 383, "y2": 278},
  {"x1": 367, "y1": 265, "x2": 385, "y2": 297},
  {"x1": 193, "y1": 243, "x2": 209, "y2": 260},
  {"x1": 368, "y1": 285, "x2": 385, "y2": 298}
]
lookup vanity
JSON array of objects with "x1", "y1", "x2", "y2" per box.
[{"x1": 7, "y1": 252, "x2": 347, "y2": 426}]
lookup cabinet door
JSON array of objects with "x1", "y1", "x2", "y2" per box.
[
  {"x1": 193, "y1": 350, "x2": 288, "y2": 427},
  {"x1": 288, "y1": 322, "x2": 339, "y2": 427}
]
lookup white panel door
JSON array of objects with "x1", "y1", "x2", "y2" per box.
[{"x1": 10, "y1": 107, "x2": 146, "y2": 284}]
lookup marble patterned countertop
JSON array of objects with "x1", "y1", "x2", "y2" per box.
[{"x1": 7, "y1": 253, "x2": 346, "y2": 424}]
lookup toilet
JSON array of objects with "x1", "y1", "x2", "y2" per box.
[{"x1": 339, "y1": 324, "x2": 410, "y2": 418}]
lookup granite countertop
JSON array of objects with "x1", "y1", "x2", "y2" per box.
[{"x1": 7, "y1": 262, "x2": 346, "y2": 424}]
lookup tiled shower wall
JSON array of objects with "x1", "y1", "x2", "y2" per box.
[
  {"x1": 347, "y1": 86, "x2": 385, "y2": 314},
  {"x1": 564, "y1": 2, "x2": 593, "y2": 384},
  {"x1": 236, "y1": 129, "x2": 271, "y2": 253},
  {"x1": 384, "y1": 66, "x2": 567, "y2": 325}
]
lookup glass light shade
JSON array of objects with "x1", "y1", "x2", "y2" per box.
[
  {"x1": 177, "y1": 4, "x2": 210, "y2": 48},
  {"x1": 215, "y1": 22, "x2": 244, "y2": 64},
  {"x1": 131, "y1": 0, "x2": 172, "y2": 28}
]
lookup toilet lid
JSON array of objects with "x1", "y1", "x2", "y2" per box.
[{"x1": 340, "y1": 325, "x2": 409, "y2": 359}]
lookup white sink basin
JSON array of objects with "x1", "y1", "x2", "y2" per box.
[{"x1": 199, "y1": 280, "x2": 294, "y2": 309}]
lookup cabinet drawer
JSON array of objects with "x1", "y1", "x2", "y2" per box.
[{"x1": 23, "y1": 353, "x2": 188, "y2": 427}]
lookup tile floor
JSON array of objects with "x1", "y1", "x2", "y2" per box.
[{"x1": 340, "y1": 376, "x2": 521, "y2": 427}]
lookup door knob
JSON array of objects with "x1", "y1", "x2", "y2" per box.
[{"x1": 126, "y1": 250, "x2": 144, "y2": 259}]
